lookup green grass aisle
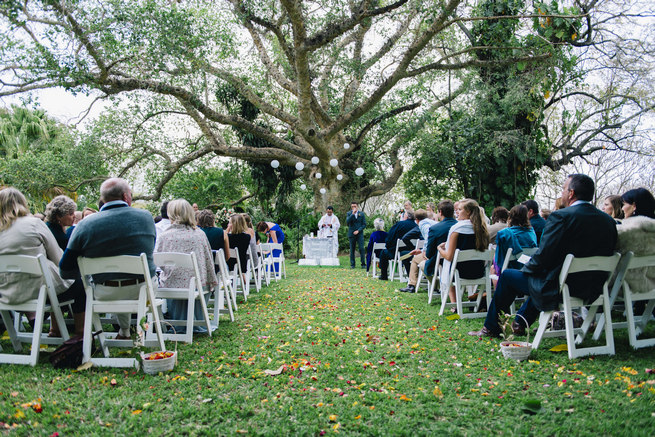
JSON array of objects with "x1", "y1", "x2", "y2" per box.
[{"x1": 2, "y1": 258, "x2": 655, "y2": 435}]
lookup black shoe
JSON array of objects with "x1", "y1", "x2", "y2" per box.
[
  {"x1": 361, "y1": 265, "x2": 366, "y2": 269},
  {"x1": 350, "y1": 266, "x2": 355, "y2": 269},
  {"x1": 378, "y1": 276, "x2": 388, "y2": 281},
  {"x1": 512, "y1": 321, "x2": 526, "y2": 336},
  {"x1": 399, "y1": 285, "x2": 415, "y2": 293}
]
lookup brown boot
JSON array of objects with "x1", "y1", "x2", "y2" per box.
[{"x1": 73, "y1": 312, "x2": 86, "y2": 337}]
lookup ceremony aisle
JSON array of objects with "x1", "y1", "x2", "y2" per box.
[{"x1": 1, "y1": 258, "x2": 655, "y2": 435}]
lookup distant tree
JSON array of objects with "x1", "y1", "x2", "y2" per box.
[{"x1": 0, "y1": 106, "x2": 106, "y2": 210}]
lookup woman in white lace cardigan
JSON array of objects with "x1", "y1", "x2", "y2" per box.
[{"x1": 155, "y1": 199, "x2": 217, "y2": 333}]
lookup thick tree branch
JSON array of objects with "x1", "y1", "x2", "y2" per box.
[{"x1": 354, "y1": 102, "x2": 421, "y2": 147}]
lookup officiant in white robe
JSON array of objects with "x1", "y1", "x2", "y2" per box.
[{"x1": 318, "y1": 206, "x2": 340, "y2": 257}]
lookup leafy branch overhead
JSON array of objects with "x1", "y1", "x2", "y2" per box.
[{"x1": 1, "y1": 0, "x2": 652, "y2": 208}]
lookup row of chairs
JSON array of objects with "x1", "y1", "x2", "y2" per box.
[
  {"x1": 370, "y1": 240, "x2": 655, "y2": 359},
  {"x1": 0, "y1": 242, "x2": 288, "y2": 367}
]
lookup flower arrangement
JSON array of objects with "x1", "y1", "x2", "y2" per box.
[{"x1": 215, "y1": 207, "x2": 236, "y2": 228}]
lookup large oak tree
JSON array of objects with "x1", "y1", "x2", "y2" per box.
[{"x1": 0, "y1": 0, "x2": 632, "y2": 209}]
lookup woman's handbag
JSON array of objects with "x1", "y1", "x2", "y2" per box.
[{"x1": 49, "y1": 331, "x2": 101, "y2": 369}]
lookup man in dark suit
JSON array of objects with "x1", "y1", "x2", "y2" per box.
[
  {"x1": 346, "y1": 201, "x2": 367, "y2": 269},
  {"x1": 522, "y1": 199, "x2": 546, "y2": 244},
  {"x1": 399, "y1": 200, "x2": 456, "y2": 292},
  {"x1": 469, "y1": 174, "x2": 618, "y2": 337},
  {"x1": 378, "y1": 211, "x2": 418, "y2": 280}
]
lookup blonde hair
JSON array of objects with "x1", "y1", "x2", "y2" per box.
[
  {"x1": 230, "y1": 214, "x2": 247, "y2": 234},
  {"x1": 242, "y1": 213, "x2": 254, "y2": 229},
  {"x1": 0, "y1": 187, "x2": 30, "y2": 231},
  {"x1": 460, "y1": 199, "x2": 490, "y2": 251},
  {"x1": 167, "y1": 199, "x2": 196, "y2": 228}
]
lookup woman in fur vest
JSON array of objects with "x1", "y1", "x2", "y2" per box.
[{"x1": 615, "y1": 188, "x2": 655, "y2": 296}]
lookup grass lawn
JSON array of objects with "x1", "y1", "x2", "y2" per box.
[{"x1": 2, "y1": 256, "x2": 655, "y2": 436}]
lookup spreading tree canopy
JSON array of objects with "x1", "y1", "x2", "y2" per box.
[{"x1": 1, "y1": 0, "x2": 647, "y2": 210}]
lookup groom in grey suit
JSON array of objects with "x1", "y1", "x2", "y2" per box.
[{"x1": 469, "y1": 174, "x2": 617, "y2": 337}]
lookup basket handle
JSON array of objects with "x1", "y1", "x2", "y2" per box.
[{"x1": 514, "y1": 313, "x2": 530, "y2": 344}]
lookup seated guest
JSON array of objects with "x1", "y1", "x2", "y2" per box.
[
  {"x1": 488, "y1": 207, "x2": 509, "y2": 244},
  {"x1": 378, "y1": 211, "x2": 417, "y2": 280},
  {"x1": 66, "y1": 211, "x2": 83, "y2": 238},
  {"x1": 521, "y1": 199, "x2": 546, "y2": 244},
  {"x1": 45, "y1": 195, "x2": 77, "y2": 250},
  {"x1": 82, "y1": 207, "x2": 97, "y2": 218},
  {"x1": 227, "y1": 214, "x2": 252, "y2": 275},
  {"x1": 621, "y1": 188, "x2": 655, "y2": 219},
  {"x1": 399, "y1": 200, "x2": 413, "y2": 221},
  {"x1": 426, "y1": 202, "x2": 437, "y2": 220},
  {"x1": 366, "y1": 218, "x2": 387, "y2": 272},
  {"x1": 615, "y1": 188, "x2": 655, "y2": 301},
  {"x1": 60, "y1": 178, "x2": 156, "y2": 340},
  {"x1": 602, "y1": 194, "x2": 624, "y2": 223},
  {"x1": 155, "y1": 201, "x2": 171, "y2": 239},
  {"x1": 197, "y1": 209, "x2": 230, "y2": 263},
  {"x1": 0, "y1": 188, "x2": 85, "y2": 336},
  {"x1": 438, "y1": 199, "x2": 490, "y2": 303},
  {"x1": 494, "y1": 205, "x2": 538, "y2": 273},
  {"x1": 540, "y1": 208, "x2": 552, "y2": 221},
  {"x1": 242, "y1": 214, "x2": 260, "y2": 267},
  {"x1": 554, "y1": 197, "x2": 565, "y2": 211},
  {"x1": 416, "y1": 209, "x2": 437, "y2": 241},
  {"x1": 399, "y1": 200, "x2": 456, "y2": 293},
  {"x1": 155, "y1": 199, "x2": 217, "y2": 333},
  {"x1": 469, "y1": 174, "x2": 617, "y2": 337},
  {"x1": 398, "y1": 209, "x2": 434, "y2": 274}
]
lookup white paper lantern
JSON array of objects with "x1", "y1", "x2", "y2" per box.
[
  {"x1": 336, "y1": 174, "x2": 343, "y2": 181},
  {"x1": 295, "y1": 162, "x2": 304, "y2": 171},
  {"x1": 343, "y1": 143, "x2": 350, "y2": 149},
  {"x1": 320, "y1": 188, "x2": 326, "y2": 194},
  {"x1": 311, "y1": 156, "x2": 319, "y2": 165},
  {"x1": 315, "y1": 172, "x2": 322, "y2": 179},
  {"x1": 355, "y1": 167, "x2": 364, "y2": 176},
  {"x1": 329, "y1": 159, "x2": 338, "y2": 167},
  {"x1": 300, "y1": 184, "x2": 306, "y2": 190},
  {"x1": 270, "y1": 160, "x2": 280, "y2": 168}
]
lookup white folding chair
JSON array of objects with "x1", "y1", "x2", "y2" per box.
[
  {"x1": 438, "y1": 249, "x2": 494, "y2": 318},
  {"x1": 258, "y1": 244, "x2": 272, "y2": 287},
  {"x1": 426, "y1": 253, "x2": 443, "y2": 304},
  {"x1": 213, "y1": 249, "x2": 237, "y2": 319},
  {"x1": 153, "y1": 252, "x2": 213, "y2": 344},
  {"x1": 415, "y1": 251, "x2": 440, "y2": 297},
  {"x1": 78, "y1": 254, "x2": 166, "y2": 368},
  {"x1": 0, "y1": 254, "x2": 72, "y2": 366},
  {"x1": 247, "y1": 246, "x2": 262, "y2": 293},
  {"x1": 593, "y1": 253, "x2": 655, "y2": 349},
  {"x1": 531, "y1": 253, "x2": 620, "y2": 359},
  {"x1": 266, "y1": 243, "x2": 286, "y2": 281},
  {"x1": 500, "y1": 247, "x2": 539, "y2": 275},
  {"x1": 495, "y1": 247, "x2": 538, "y2": 313},
  {"x1": 228, "y1": 248, "x2": 249, "y2": 301},
  {"x1": 389, "y1": 240, "x2": 407, "y2": 282},
  {"x1": 367, "y1": 243, "x2": 386, "y2": 278}
]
